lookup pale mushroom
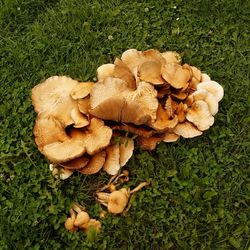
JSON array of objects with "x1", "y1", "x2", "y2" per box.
[
  {"x1": 173, "y1": 122, "x2": 203, "y2": 138},
  {"x1": 197, "y1": 81, "x2": 224, "y2": 102},
  {"x1": 119, "y1": 137, "x2": 134, "y2": 167},
  {"x1": 49, "y1": 164, "x2": 73, "y2": 180},
  {"x1": 65, "y1": 209, "x2": 77, "y2": 232},
  {"x1": 74, "y1": 211, "x2": 90, "y2": 227},
  {"x1": 70, "y1": 82, "x2": 93, "y2": 100},
  {"x1": 70, "y1": 108, "x2": 89, "y2": 128},
  {"x1": 78, "y1": 151, "x2": 106, "y2": 175},
  {"x1": 163, "y1": 133, "x2": 180, "y2": 142},
  {"x1": 97, "y1": 64, "x2": 115, "y2": 81},
  {"x1": 186, "y1": 100, "x2": 214, "y2": 131},
  {"x1": 201, "y1": 73, "x2": 211, "y2": 82},
  {"x1": 103, "y1": 144, "x2": 120, "y2": 175}
]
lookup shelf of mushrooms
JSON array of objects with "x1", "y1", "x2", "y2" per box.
[{"x1": 31, "y1": 48, "x2": 224, "y2": 233}]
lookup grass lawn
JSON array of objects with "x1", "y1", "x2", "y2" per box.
[{"x1": 0, "y1": 0, "x2": 249, "y2": 249}]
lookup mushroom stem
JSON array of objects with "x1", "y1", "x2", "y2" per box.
[
  {"x1": 130, "y1": 182, "x2": 150, "y2": 194},
  {"x1": 69, "y1": 208, "x2": 77, "y2": 221},
  {"x1": 72, "y1": 203, "x2": 85, "y2": 214}
]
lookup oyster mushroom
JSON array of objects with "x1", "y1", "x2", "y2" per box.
[{"x1": 173, "y1": 122, "x2": 202, "y2": 138}]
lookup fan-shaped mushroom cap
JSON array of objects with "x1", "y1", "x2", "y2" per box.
[
  {"x1": 90, "y1": 78, "x2": 158, "y2": 125},
  {"x1": 163, "y1": 133, "x2": 180, "y2": 142},
  {"x1": 186, "y1": 100, "x2": 214, "y2": 131},
  {"x1": 161, "y1": 51, "x2": 182, "y2": 64},
  {"x1": 41, "y1": 118, "x2": 112, "y2": 163},
  {"x1": 138, "y1": 61, "x2": 165, "y2": 85},
  {"x1": 197, "y1": 81, "x2": 224, "y2": 102},
  {"x1": 103, "y1": 144, "x2": 120, "y2": 175},
  {"x1": 119, "y1": 137, "x2": 134, "y2": 167},
  {"x1": 137, "y1": 135, "x2": 164, "y2": 151},
  {"x1": 70, "y1": 108, "x2": 89, "y2": 128},
  {"x1": 190, "y1": 66, "x2": 202, "y2": 86},
  {"x1": 107, "y1": 188, "x2": 129, "y2": 214},
  {"x1": 78, "y1": 97, "x2": 90, "y2": 116},
  {"x1": 78, "y1": 151, "x2": 106, "y2": 175},
  {"x1": 32, "y1": 76, "x2": 81, "y2": 126},
  {"x1": 173, "y1": 122, "x2": 202, "y2": 138},
  {"x1": 70, "y1": 82, "x2": 93, "y2": 100},
  {"x1": 201, "y1": 73, "x2": 211, "y2": 82},
  {"x1": 192, "y1": 89, "x2": 219, "y2": 115},
  {"x1": 162, "y1": 63, "x2": 191, "y2": 89},
  {"x1": 60, "y1": 156, "x2": 89, "y2": 170},
  {"x1": 97, "y1": 64, "x2": 115, "y2": 81}
]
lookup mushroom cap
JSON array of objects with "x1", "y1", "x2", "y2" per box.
[
  {"x1": 192, "y1": 89, "x2": 219, "y2": 115},
  {"x1": 41, "y1": 118, "x2": 112, "y2": 163},
  {"x1": 103, "y1": 144, "x2": 121, "y2": 175},
  {"x1": 161, "y1": 51, "x2": 182, "y2": 64},
  {"x1": 90, "y1": 78, "x2": 158, "y2": 125},
  {"x1": 78, "y1": 151, "x2": 106, "y2": 175},
  {"x1": 120, "y1": 49, "x2": 145, "y2": 72},
  {"x1": 97, "y1": 64, "x2": 115, "y2": 81},
  {"x1": 162, "y1": 63, "x2": 191, "y2": 89},
  {"x1": 84, "y1": 219, "x2": 102, "y2": 233},
  {"x1": 119, "y1": 137, "x2": 134, "y2": 167},
  {"x1": 173, "y1": 122, "x2": 203, "y2": 138},
  {"x1": 32, "y1": 76, "x2": 80, "y2": 126},
  {"x1": 65, "y1": 217, "x2": 77, "y2": 232},
  {"x1": 201, "y1": 73, "x2": 211, "y2": 82},
  {"x1": 74, "y1": 211, "x2": 90, "y2": 227},
  {"x1": 138, "y1": 60, "x2": 165, "y2": 85},
  {"x1": 137, "y1": 135, "x2": 164, "y2": 151},
  {"x1": 107, "y1": 189, "x2": 129, "y2": 214},
  {"x1": 70, "y1": 82, "x2": 93, "y2": 100},
  {"x1": 197, "y1": 81, "x2": 224, "y2": 102},
  {"x1": 49, "y1": 164, "x2": 73, "y2": 180},
  {"x1": 78, "y1": 97, "x2": 90, "y2": 116},
  {"x1": 70, "y1": 108, "x2": 89, "y2": 128},
  {"x1": 186, "y1": 100, "x2": 215, "y2": 131},
  {"x1": 163, "y1": 133, "x2": 180, "y2": 142},
  {"x1": 60, "y1": 156, "x2": 89, "y2": 170}
]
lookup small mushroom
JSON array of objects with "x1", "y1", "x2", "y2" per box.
[
  {"x1": 49, "y1": 164, "x2": 73, "y2": 180},
  {"x1": 65, "y1": 209, "x2": 77, "y2": 232},
  {"x1": 173, "y1": 122, "x2": 202, "y2": 138},
  {"x1": 201, "y1": 73, "x2": 211, "y2": 82},
  {"x1": 163, "y1": 133, "x2": 180, "y2": 142},
  {"x1": 103, "y1": 144, "x2": 121, "y2": 175},
  {"x1": 119, "y1": 137, "x2": 134, "y2": 167},
  {"x1": 74, "y1": 211, "x2": 90, "y2": 227},
  {"x1": 84, "y1": 219, "x2": 102, "y2": 233},
  {"x1": 186, "y1": 100, "x2": 214, "y2": 131}
]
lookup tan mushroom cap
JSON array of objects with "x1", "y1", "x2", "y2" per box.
[
  {"x1": 90, "y1": 78, "x2": 158, "y2": 125},
  {"x1": 49, "y1": 164, "x2": 73, "y2": 180},
  {"x1": 97, "y1": 64, "x2": 115, "y2": 81},
  {"x1": 138, "y1": 60, "x2": 165, "y2": 85},
  {"x1": 107, "y1": 188, "x2": 129, "y2": 214},
  {"x1": 201, "y1": 73, "x2": 211, "y2": 82},
  {"x1": 192, "y1": 89, "x2": 219, "y2": 115},
  {"x1": 103, "y1": 144, "x2": 120, "y2": 175},
  {"x1": 119, "y1": 137, "x2": 134, "y2": 167},
  {"x1": 78, "y1": 97, "x2": 90, "y2": 116},
  {"x1": 163, "y1": 133, "x2": 180, "y2": 142},
  {"x1": 197, "y1": 80, "x2": 224, "y2": 102},
  {"x1": 190, "y1": 66, "x2": 202, "y2": 86},
  {"x1": 149, "y1": 104, "x2": 178, "y2": 131},
  {"x1": 60, "y1": 156, "x2": 89, "y2": 170},
  {"x1": 78, "y1": 151, "x2": 106, "y2": 175},
  {"x1": 162, "y1": 63, "x2": 191, "y2": 89},
  {"x1": 74, "y1": 211, "x2": 90, "y2": 227},
  {"x1": 84, "y1": 219, "x2": 102, "y2": 233},
  {"x1": 186, "y1": 100, "x2": 214, "y2": 131},
  {"x1": 42, "y1": 118, "x2": 112, "y2": 163},
  {"x1": 176, "y1": 102, "x2": 187, "y2": 123},
  {"x1": 173, "y1": 122, "x2": 202, "y2": 138},
  {"x1": 70, "y1": 108, "x2": 89, "y2": 128},
  {"x1": 70, "y1": 82, "x2": 93, "y2": 100},
  {"x1": 137, "y1": 135, "x2": 164, "y2": 151},
  {"x1": 65, "y1": 209, "x2": 77, "y2": 232},
  {"x1": 161, "y1": 51, "x2": 182, "y2": 64},
  {"x1": 32, "y1": 76, "x2": 80, "y2": 126}
]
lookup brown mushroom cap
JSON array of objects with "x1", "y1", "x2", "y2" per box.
[
  {"x1": 137, "y1": 135, "x2": 164, "y2": 151},
  {"x1": 60, "y1": 156, "x2": 89, "y2": 170},
  {"x1": 162, "y1": 63, "x2": 191, "y2": 89},
  {"x1": 32, "y1": 76, "x2": 81, "y2": 126},
  {"x1": 161, "y1": 51, "x2": 182, "y2": 64},
  {"x1": 186, "y1": 100, "x2": 214, "y2": 131},
  {"x1": 107, "y1": 188, "x2": 129, "y2": 214},
  {"x1": 70, "y1": 82, "x2": 93, "y2": 100},
  {"x1": 40, "y1": 118, "x2": 112, "y2": 163},
  {"x1": 78, "y1": 151, "x2": 106, "y2": 175},
  {"x1": 163, "y1": 133, "x2": 180, "y2": 142},
  {"x1": 90, "y1": 78, "x2": 158, "y2": 125},
  {"x1": 97, "y1": 64, "x2": 115, "y2": 81},
  {"x1": 173, "y1": 122, "x2": 202, "y2": 138}
]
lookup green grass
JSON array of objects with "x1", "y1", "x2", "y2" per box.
[{"x1": 0, "y1": 0, "x2": 249, "y2": 249}]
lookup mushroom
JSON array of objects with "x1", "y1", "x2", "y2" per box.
[
  {"x1": 78, "y1": 151, "x2": 106, "y2": 175},
  {"x1": 197, "y1": 81, "x2": 224, "y2": 102},
  {"x1": 97, "y1": 64, "x2": 115, "y2": 81},
  {"x1": 119, "y1": 137, "x2": 134, "y2": 167},
  {"x1": 39, "y1": 118, "x2": 112, "y2": 163},
  {"x1": 103, "y1": 144, "x2": 121, "y2": 175},
  {"x1": 173, "y1": 122, "x2": 202, "y2": 138},
  {"x1": 70, "y1": 108, "x2": 89, "y2": 128},
  {"x1": 65, "y1": 209, "x2": 77, "y2": 232},
  {"x1": 74, "y1": 211, "x2": 90, "y2": 227},
  {"x1": 186, "y1": 100, "x2": 214, "y2": 131},
  {"x1": 59, "y1": 156, "x2": 89, "y2": 170},
  {"x1": 137, "y1": 135, "x2": 164, "y2": 150},
  {"x1": 161, "y1": 51, "x2": 182, "y2": 64},
  {"x1": 49, "y1": 164, "x2": 73, "y2": 180},
  {"x1": 70, "y1": 82, "x2": 93, "y2": 100},
  {"x1": 83, "y1": 219, "x2": 102, "y2": 233},
  {"x1": 89, "y1": 77, "x2": 158, "y2": 125},
  {"x1": 32, "y1": 76, "x2": 85, "y2": 127},
  {"x1": 162, "y1": 63, "x2": 191, "y2": 89},
  {"x1": 163, "y1": 133, "x2": 180, "y2": 142},
  {"x1": 201, "y1": 73, "x2": 211, "y2": 82}
]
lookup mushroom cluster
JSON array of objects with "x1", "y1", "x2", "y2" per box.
[
  {"x1": 65, "y1": 204, "x2": 101, "y2": 234},
  {"x1": 32, "y1": 48, "x2": 224, "y2": 176}
]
